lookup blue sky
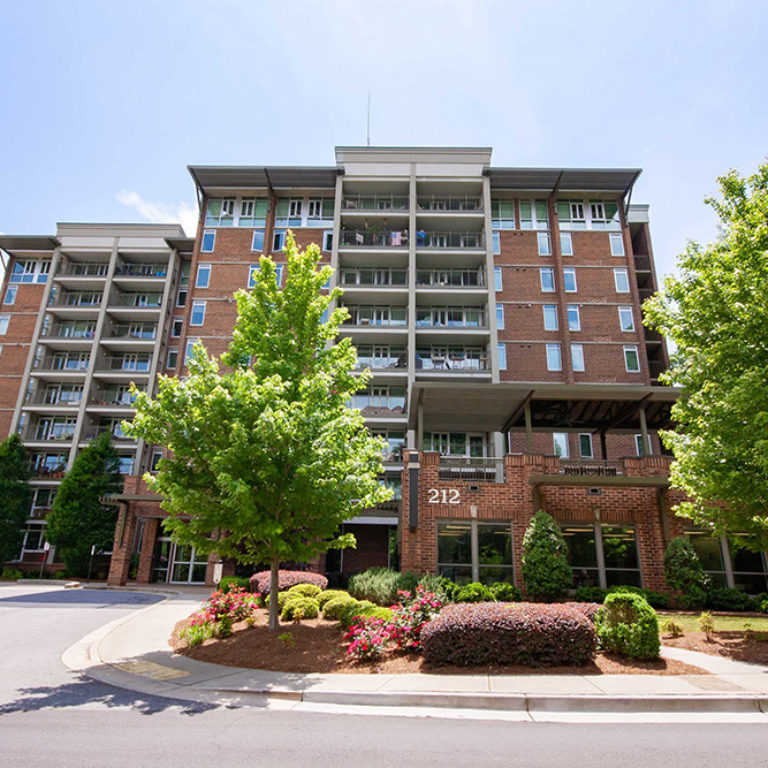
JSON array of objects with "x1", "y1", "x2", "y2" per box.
[{"x1": 1, "y1": 0, "x2": 766, "y2": 280}]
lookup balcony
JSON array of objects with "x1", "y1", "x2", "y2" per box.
[
  {"x1": 111, "y1": 293, "x2": 162, "y2": 308},
  {"x1": 558, "y1": 459, "x2": 625, "y2": 477},
  {"x1": 415, "y1": 308, "x2": 487, "y2": 329},
  {"x1": 416, "y1": 267, "x2": 486, "y2": 288},
  {"x1": 94, "y1": 356, "x2": 153, "y2": 379},
  {"x1": 417, "y1": 195, "x2": 482, "y2": 212},
  {"x1": 340, "y1": 268, "x2": 408, "y2": 287},
  {"x1": 437, "y1": 456, "x2": 505, "y2": 483},
  {"x1": 27, "y1": 458, "x2": 68, "y2": 479},
  {"x1": 342, "y1": 194, "x2": 409, "y2": 212},
  {"x1": 101, "y1": 324, "x2": 158, "y2": 349},
  {"x1": 354, "y1": 346, "x2": 408, "y2": 372},
  {"x1": 22, "y1": 425, "x2": 77, "y2": 444},
  {"x1": 415, "y1": 231, "x2": 484, "y2": 249},
  {"x1": 31, "y1": 354, "x2": 90, "y2": 376},
  {"x1": 341, "y1": 306, "x2": 408, "y2": 329},
  {"x1": 114, "y1": 263, "x2": 167, "y2": 278},
  {"x1": 340, "y1": 229, "x2": 409, "y2": 248},
  {"x1": 47, "y1": 291, "x2": 102, "y2": 319},
  {"x1": 415, "y1": 349, "x2": 489, "y2": 373},
  {"x1": 23, "y1": 390, "x2": 83, "y2": 408},
  {"x1": 59, "y1": 263, "x2": 110, "y2": 277}
]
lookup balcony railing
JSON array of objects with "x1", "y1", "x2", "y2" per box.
[
  {"x1": 106, "y1": 324, "x2": 158, "y2": 340},
  {"x1": 342, "y1": 194, "x2": 409, "y2": 212},
  {"x1": 416, "y1": 268, "x2": 485, "y2": 287},
  {"x1": 417, "y1": 195, "x2": 482, "y2": 212},
  {"x1": 27, "y1": 461, "x2": 68, "y2": 477},
  {"x1": 415, "y1": 354, "x2": 488, "y2": 371},
  {"x1": 559, "y1": 460, "x2": 625, "y2": 477},
  {"x1": 438, "y1": 456, "x2": 505, "y2": 483},
  {"x1": 416, "y1": 231, "x2": 484, "y2": 248},
  {"x1": 97, "y1": 356, "x2": 152, "y2": 373},
  {"x1": 23, "y1": 426, "x2": 76, "y2": 442},
  {"x1": 340, "y1": 229, "x2": 409, "y2": 248},
  {"x1": 41, "y1": 326, "x2": 97, "y2": 340},
  {"x1": 33, "y1": 355, "x2": 90, "y2": 372},
  {"x1": 112, "y1": 294, "x2": 163, "y2": 307},
  {"x1": 59, "y1": 263, "x2": 109, "y2": 277},
  {"x1": 24, "y1": 391, "x2": 83, "y2": 406},
  {"x1": 114, "y1": 263, "x2": 167, "y2": 277},
  {"x1": 415, "y1": 309, "x2": 486, "y2": 328},
  {"x1": 354, "y1": 355, "x2": 408, "y2": 371},
  {"x1": 342, "y1": 307, "x2": 408, "y2": 327},
  {"x1": 49, "y1": 292, "x2": 103, "y2": 308},
  {"x1": 340, "y1": 269, "x2": 408, "y2": 287}
]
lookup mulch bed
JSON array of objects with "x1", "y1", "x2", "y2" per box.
[
  {"x1": 662, "y1": 631, "x2": 768, "y2": 665},
  {"x1": 170, "y1": 610, "x2": 706, "y2": 676}
]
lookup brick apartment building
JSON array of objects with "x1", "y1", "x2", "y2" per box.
[{"x1": 1, "y1": 146, "x2": 767, "y2": 595}]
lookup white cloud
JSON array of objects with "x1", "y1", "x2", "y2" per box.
[{"x1": 116, "y1": 191, "x2": 198, "y2": 238}]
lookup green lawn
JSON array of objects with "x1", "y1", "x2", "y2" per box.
[{"x1": 657, "y1": 612, "x2": 768, "y2": 633}]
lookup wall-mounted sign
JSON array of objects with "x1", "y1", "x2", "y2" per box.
[{"x1": 427, "y1": 488, "x2": 460, "y2": 504}]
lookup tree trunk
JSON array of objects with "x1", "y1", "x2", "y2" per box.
[{"x1": 268, "y1": 556, "x2": 280, "y2": 630}]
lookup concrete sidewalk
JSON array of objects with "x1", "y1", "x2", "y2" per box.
[{"x1": 61, "y1": 586, "x2": 768, "y2": 721}]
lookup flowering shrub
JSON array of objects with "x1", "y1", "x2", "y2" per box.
[
  {"x1": 250, "y1": 569, "x2": 328, "y2": 596},
  {"x1": 390, "y1": 587, "x2": 443, "y2": 651},
  {"x1": 344, "y1": 617, "x2": 394, "y2": 660},
  {"x1": 181, "y1": 586, "x2": 257, "y2": 647},
  {"x1": 421, "y1": 602, "x2": 597, "y2": 667}
]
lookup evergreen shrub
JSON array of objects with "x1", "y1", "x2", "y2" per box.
[{"x1": 597, "y1": 592, "x2": 660, "y2": 660}]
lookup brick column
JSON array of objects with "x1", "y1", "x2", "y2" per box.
[
  {"x1": 136, "y1": 517, "x2": 159, "y2": 583},
  {"x1": 107, "y1": 504, "x2": 136, "y2": 586}
]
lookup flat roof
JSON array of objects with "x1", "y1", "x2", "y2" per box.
[
  {"x1": 188, "y1": 165, "x2": 340, "y2": 195},
  {"x1": 165, "y1": 236, "x2": 196, "y2": 253},
  {"x1": 408, "y1": 382, "x2": 680, "y2": 434},
  {"x1": 0, "y1": 235, "x2": 60, "y2": 255},
  {"x1": 488, "y1": 167, "x2": 641, "y2": 194}
]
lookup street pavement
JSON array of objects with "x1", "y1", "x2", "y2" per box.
[{"x1": 1, "y1": 582, "x2": 768, "y2": 768}]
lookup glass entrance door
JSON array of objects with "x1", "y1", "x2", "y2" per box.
[{"x1": 170, "y1": 544, "x2": 208, "y2": 584}]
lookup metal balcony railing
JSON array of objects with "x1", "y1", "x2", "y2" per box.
[
  {"x1": 558, "y1": 460, "x2": 624, "y2": 477},
  {"x1": 354, "y1": 355, "x2": 408, "y2": 371},
  {"x1": 340, "y1": 269, "x2": 408, "y2": 287},
  {"x1": 59, "y1": 263, "x2": 109, "y2": 277},
  {"x1": 24, "y1": 391, "x2": 84, "y2": 406},
  {"x1": 23, "y1": 426, "x2": 76, "y2": 442},
  {"x1": 438, "y1": 456, "x2": 505, "y2": 482},
  {"x1": 33, "y1": 355, "x2": 91, "y2": 372},
  {"x1": 415, "y1": 354, "x2": 488, "y2": 371},
  {"x1": 416, "y1": 268, "x2": 485, "y2": 287},
  {"x1": 415, "y1": 310, "x2": 486, "y2": 329},
  {"x1": 41, "y1": 326, "x2": 97, "y2": 340},
  {"x1": 111, "y1": 294, "x2": 163, "y2": 307},
  {"x1": 27, "y1": 461, "x2": 68, "y2": 477},
  {"x1": 106, "y1": 324, "x2": 158, "y2": 340},
  {"x1": 341, "y1": 194, "x2": 409, "y2": 212},
  {"x1": 340, "y1": 229, "x2": 409, "y2": 247},
  {"x1": 49, "y1": 292, "x2": 103, "y2": 308},
  {"x1": 416, "y1": 195, "x2": 482, "y2": 212},
  {"x1": 416, "y1": 231, "x2": 484, "y2": 248},
  {"x1": 97, "y1": 356, "x2": 152, "y2": 373},
  {"x1": 113, "y1": 263, "x2": 168, "y2": 277}
]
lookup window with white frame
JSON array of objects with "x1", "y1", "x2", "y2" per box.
[
  {"x1": 323, "y1": 231, "x2": 333, "y2": 252},
  {"x1": 275, "y1": 199, "x2": 303, "y2": 227},
  {"x1": 567, "y1": 304, "x2": 580, "y2": 331},
  {"x1": 171, "y1": 317, "x2": 183, "y2": 337},
  {"x1": 560, "y1": 232, "x2": 573, "y2": 256},
  {"x1": 190, "y1": 301, "x2": 206, "y2": 326},
  {"x1": 167, "y1": 349, "x2": 178, "y2": 369},
  {"x1": 176, "y1": 289, "x2": 187, "y2": 307},
  {"x1": 614, "y1": 268, "x2": 630, "y2": 293},
  {"x1": 571, "y1": 343, "x2": 585, "y2": 372},
  {"x1": 0, "y1": 314, "x2": 10, "y2": 335},
  {"x1": 185, "y1": 338, "x2": 200, "y2": 363},
  {"x1": 238, "y1": 198, "x2": 268, "y2": 227},
  {"x1": 553, "y1": 432, "x2": 569, "y2": 458},
  {"x1": 275, "y1": 265, "x2": 283, "y2": 286},
  {"x1": 201, "y1": 230, "x2": 215, "y2": 253},
  {"x1": 563, "y1": 267, "x2": 577, "y2": 293},
  {"x1": 273, "y1": 230, "x2": 286, "y2": 251},
  {"x1": 4, "y1": 286, "x2": 17, "y2": 305},
  {"x1": 491, "y1": 200, "x2": 516, "y2": 229},
  {"x1": 248, "y1": 264, "x2": 259, "y2": 289},
  {"x1": 497, "y1": 343, "x2": 507, "y2": 370},
  {"x1": 546, "y1": 343, "x2": 562, "y2": 371},
  {"x1": 609, "y1": 232, "x2": 625, "y2": 256},
  {"x1": 423, "y1": 431, "x2": 487, "y2": 457},
  {"x1": 251, "y1": 230, "x2": 265, "y2": 252},
  {"x1": 543, "y1": 304, "x2": 558, "y2": 331},
  {"x1": 557, "y1": 199, "x2": 620, "y2": 231},
  {"x1": 579, "y1": 433, "x2": 593, "y2": 459},
  {"x1": 618, "y1": 306, "x2": 634, "y2": 331},
  {"x1": 624, "y1": 345, "x2": 640, "y2": 372},
  {"x1": 204, "y1": 198, "x2": 235, "y2": 227},
  {"x1": 540, "y1": 267, "x2": 555, "y2": 292},
  {"x1": 519, "y1": 199, "x2": 549, "y2": 230},
  {"x1": 20, "y1": 521, "x2": 47, "y2": 555},
  {"x1": 492, "y1": 231, "x2": 501, "y2": 255},
  {"x1": 634, "y1": 433, "x2": 650, "y2": 456},
  {"x1": 496, "y1": 303, "x2": 504, "y2": 329},
  {"x1": 10, "y1": 260, "x2": 42, "y2": 283},
  {"x1": 195, "y1": 264, "x2": 211, "y2": 288},
  {"x1": 150, "y1": 449, "x2": 163, "y2": 472},
  {"x1": 494, "y1": 266, "x2": 502, "y2": 291},
  {"x1": 306, "y1": 198, "x2": 334, "y2": 226},
  {"x1": 537, "y1": 232, "x2": 552, "y2": 256},
  {"x1": 437, "y1": 521, "x2": 515, "y2": 585}
]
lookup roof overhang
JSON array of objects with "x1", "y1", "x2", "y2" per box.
[
  {"x1": 165, "y1": 236, "x2": 196, "y2": 254},
  {"x1": 488, "y1": 167, "x2": 641, "y2": 198},
  {"x1": 408, "y1": 382, "x2": 680, "y2": 434},
  {"x1": 188, "y1": 165, "x2": 340, "y2": 197},
  {"x1": 0, "y1": 235, "x2": 60, "y2": 256}
]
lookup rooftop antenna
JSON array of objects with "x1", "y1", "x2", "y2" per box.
[{"x1": 366, "y1": 90, "x2": 371, "y2": 146}]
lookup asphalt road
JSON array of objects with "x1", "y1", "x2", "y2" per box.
[{"x1": 0, "y1": 583, "x2": 766, "y2": 768}]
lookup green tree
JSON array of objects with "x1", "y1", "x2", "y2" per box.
[
  {"x1": 663, "y1": 536, "x2": 710, "y2": 609},
  {"x1": 0, "y1": 434, "x2": 33, "y2": 566},
  {"x1": 644, "y1": 162, "x2": 768, "y2": 548},
  {"x1": 45, "y1": 432, "x2": 123, "y2": 576},
  {"x1": 126, "y1": 233, "x2": 391, "y2": 629},
  {"x1": 521, "y1": 510, "x2": 573, "y2": 600}
]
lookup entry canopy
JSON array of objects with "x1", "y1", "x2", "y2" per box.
[{"x1": 408, "y1": 382, "x2": 680, "y2": 434}]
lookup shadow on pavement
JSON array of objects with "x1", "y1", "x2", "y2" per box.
[
  {"x1": 0, "y1": 675, "x2": 222, "y2": 716},
  {"x1": 0, "y1": 590, "x2": 163, "y2": 608}
]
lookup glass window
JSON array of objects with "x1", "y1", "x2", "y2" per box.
[
  {"x1": 685, "y1": 530, "x2": 728, "y2": 588},
  {"x1": 567, "y1": 305, "x2": 580, "y2": 331},
  {"x1": 540, "y1": 267, "x2": 555, "y2": 292},
  {"x1": 195, "y1": 264, "x2": 211, "y2": 288},
  {"x1": 497, "y1": 343, "x2": 507, "y2": 371},
  {"x1": 553, "y1": 432, "x2": 569, "y2": 458},
  {"x1": 520, "y1": 199, "x2": 548, "y2": 230},
  {"x1": 543, "y1": 304, "x2": 558, "y2": 331},
  {"x1": 438, "y1": 521, "x2": 514, "y2": 586},
  {"x1": 571, "y1": 343, "x2": 585, "y2": 372},
  {"x1": 610, "y1": 233, "x2": 625, "y2": 256},
  {"x1": 496, "y1": 303, "x2": 504, "y2": 329},
  {"x1": 273, "y1": 230, "x2": 286, "y2": 251},
  {"x1": 624, "y1": 345, "x2": 640, "y2": 372},
  {"x1": 602, "y1": 525, "x2": 641, "y2": 587},
  {"x1": 579, "y1": 433, "x2": 593, "y2": 458},
  {"x1": 323, "y1": 231, "x2": 333, "y2": 252},
  {"x1": 275, "y1": 265, "x2": 283, "y2": 286},
  {"x1": 189, "y1": 301, "x2": 205, "y2": 326},
  {"x1": 0, "y1": 314, "x2": 9, "y2": 335},
  {"x1": 184, "y1": 338, "x2": 198, "y2": 363},
  {"x1": 614, "y1": 268, "x2": 630, "y2": 293},
  {"x1": 492, "y1": 231, "x2": 501, "y2": 255},
  {"x1": 634, "y1": 434, "x2": 650, "y2": 456},
  {"x1": 238, "y1": 198, "x2": 268, "y2": 227},
  {"x1": 437, "y1": 521, "x2": 473, "y2": 585},
  {"x1": 171, "y1": 317, "x2": 183, "y2": 337},
  {"x1": 251, "y1": 229, "x2": 265, "y2": 252},
  {"x1": 618, "y1": 306, "x2": 634, "y2": 331},
  {"x1": 477, "y1": 523, "x2": 515, "y2": 585},
  {"x1": 562, "y1": 525, "x2": 599, "y2": 587},
  {"x1": 167, "y1": 349, "x2": 178, "y2": 369},
  {"x1": 491, "y1": 200, "x2": 516, "y2": 229},
  {"x1": 563, "y1": 267, "x2": 577, "y2": 292},
  {"x1": 546, "y1": 343, "x2": 562, "y2": 371},
  {"x1": 4, "y1": 286, "x2": 17, "y2": 305},
  {"x1": 729, "y1": 535, "x2": 768, "y2": 593},
  {"x1": 560, "y1": 232, "x2": 573, "y2": 256},
  {"x1": 494, "y1": 266, "x2": 502, "y2": 291},
  {"x1": 176, "y1": 289, "x2": 187, "y2": 307},
  {"x1": 537, "y1": 232, "x2": 552, "y2": 256},
  {"x1": 201, "y1": 230, "x2": 215, "y2": 253},
  {"x1": 248, "y1": 264, "x2": 259, "y2": 289}
]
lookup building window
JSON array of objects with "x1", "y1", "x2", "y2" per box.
[
  {"x1": 496, "y1": 303, "x2": 504, "y2": 329},
  {"x1": 634, "y1": 433, "x2": 650, "y2": 456},
  {"x1": 553, "y1": 433, "x2": 569, "y2": 458},
  {"x1": 238, "y1": 198, "x2": 268, "y2": 227},
  {"x1": 563, "y1": 267, "x2": 577, "y2": 293},
  {"x1": 519, "y1": 199, "x2": 549, "y2": 230},
  {"x1": 567, "y1": 305, "x2": 580, "y2": 331},
  {"x1": 150, "y1": 450, "x2": 163, "y2": 472},
  {"x1": 491, "y1": 200, "x2": 516, "y2": 229},
  {"x1": 540, "y1": 267, "x2": 555, "y2": 292},
  {"x1": 201, "y1": 230, "x2": 215, "y2": 253},
  {"x1": 543, "y1": 305, "x2": 558, "y2": 331},
  {"x1": 614, "y1": 268, "x2": 630, "y2": 293},
  {"x1": 618, "y1": 306, "x2": 634, "y2": 332},
  {"x1": 0, "y1": 314, "x2": 9, "y2": 335},
  {"x1": 579, "y1": 433, "x2": 593, "y2": 459},
  {"x1": 571, "y1": 343, "x2": 585, "y2": 372},
  {"x1": 609, "y1": 233, "x2": 625, "y2": 256},
  {"x1": 556, "y1": 199, "x2": 620, "y2": 231},
  {"x1": 204, "y1": 198, "x2": 235, "y2": 227},
  {"x1": 10, "y1": 260, "x2": 37, "y2": 283},
  {"x1": 560, "y1": 232, "x2": 573, "y2": 256},
  {"x1": 273, "y1": 230, "x2": 286, "y2": 251},
  {"x1": 275, "y1": 265, "x2": 284, "y2": 286},
  {"x1": 562, "y1": 523, "x2": 641, "y2": 588},
  {"x1": 190, "y1": 301, "x2": 206, "y2": 326},
  {"x1": 494, "y1": 266, "x2": 502, "y2": 291},
  {"x1": 171, "y1": 317, "x2": 183, "y2": 337},
  {"x1": 323, "y1": 231, "x2": 334, "y2": 252},
  {"x1": 492, "y1": 231, "x2": 501, "y2": 255},
  {"x1": 196, "y1": 264, "x2": 211, "y2": 288},
  {"x1": 437, "y1": 521, "x2": 515, "y2": 585},
  {"x1": 546, "y1": 343, "x2": 562, "y2": 371},
  {"x1": 167, "y1": 349, "x2": 178, "y2": 369},
  {"x1": 248, "y1": 265, "x2": 259, "y2": 289},
  {"x1": 176, "y1": 289, "x2": 187, "y2": 307},
  {"x1": 4, "y1": 286, "x2": 17, "y2": 305},
  {"x1": 251, "y1": 229, "x2": 265, "y2": 252},
  {"x1": 537, "y1": 232, "x2": 552, "y2": 256},
  {"x1": 184, "y1": 338, "x2": 200, "y2": 363},
  {"x1": 624, "y1": 345, "x2": 640, "y2": 372},
  {"x1": 497, "y1": 343, "x2": 507, "y2": 370}
]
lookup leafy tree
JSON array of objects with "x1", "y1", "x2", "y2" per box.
[
  {"x1": 644, "y1": 162, "x2": 768, "y2": 548},
  {"x1": 0, "y1": 434, "x2": 33, "y2": 566},
  {"x1": 45, "y1": 432, "x2": 123, "y2": 576},
  {"x1": 662, "y1": 536, "x2": 710, "y2": 609},
  {"x1": 521, "y1": 510, "x2": 573, "y2": 600},
  {"x1": 126, "y1": 233, "x2": 391, "y2": 629}
]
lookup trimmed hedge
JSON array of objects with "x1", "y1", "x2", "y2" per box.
[
  {"x1": 455, "y1": 582, "x2": 494, "y2": 603},
  {"x1": 421, "y1": 602, "x2": 598, "y2": 667},
  {"x1": 250, "y1": 569, "x2": 328, "y2": 596},
  {"x1": 489, "y1": 583, "x2": 523, "y2": 602},
  {"x1": 281, "y1": 596, "x2": 320, "y2": 621},
  {"x1": 706, "y1": 587, "x2": 756, "y2": 612},
  {"x1": 317, "y1": 589, "x2": 352, "y2": 609},
  {"x1": 322, "y1": 595, "x2": 358, "y2": 621},
  {"x1": 264, "y1": 591, "x2": 291, "y2": 612},
  {"x1": 574, "y1": 585, "x2": 669, "y2": 609},
  {"x1": 597, "y1": 592, "x2": 660, "y2": 660},
  {"x1": 286, "y1": 583, "x2": 323, "y2": 599},
  {"x1": 564, "y1": 601, "x2": 601, "y2": 623},
  {"x1": 338, "y1": 600, "x2": 394, "y2": 630}
]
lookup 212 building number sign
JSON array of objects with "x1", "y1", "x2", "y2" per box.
[{"x1": 427, "y1": 488, "x2": 460, "y2": 504}]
